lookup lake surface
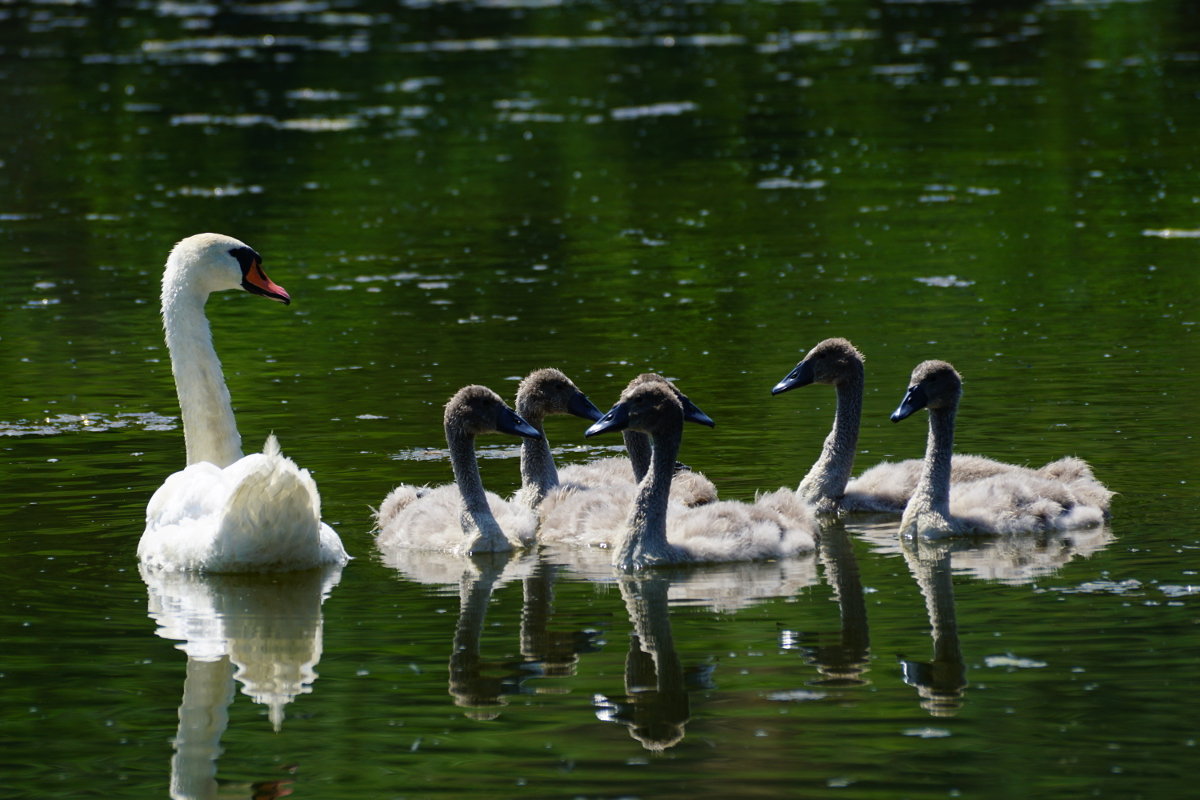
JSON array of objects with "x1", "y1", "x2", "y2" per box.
[{"x1": 2, "y1": 0, "x2": 1198, "y2": 797}]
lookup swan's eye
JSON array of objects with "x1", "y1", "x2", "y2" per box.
[{"x1": 228, "y1": 246, "x2": 264, "y2": 277}]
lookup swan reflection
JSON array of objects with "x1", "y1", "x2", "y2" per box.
[
  {"x1": 861, "y1": 524, "x2": 1115, "y2": 716},
  {"x1": 793, "y1": 524, "x2": 871, "y2": 687},
  {"x1": 141, "y1": 564, "x2": 342, "y2": 800}
]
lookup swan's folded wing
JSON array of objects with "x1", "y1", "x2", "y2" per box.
[
  {"x1": 146, "y1": 462, "x2": 229, "y2": 529},
  {"x1": 141, "y1": 463, "x2": 232, "y2": 570}
]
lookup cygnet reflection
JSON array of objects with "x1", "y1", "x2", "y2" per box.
[
  {"x1": 384, "y1": 547, "x2": 600, "y2": 718},
  {"x1": 872, "y1": 525, "x2": 1115, "y2": 716}
]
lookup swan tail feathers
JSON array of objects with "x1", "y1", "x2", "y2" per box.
[
  {"x1": 214, "y1": 452, "x2": 338, "y2": 569},
  {"x1": 375, "y1": 484, "x2": 425, "y2": 532}
]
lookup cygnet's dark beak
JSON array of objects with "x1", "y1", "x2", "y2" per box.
[
  {"x1": 771, "y1": 360, "x2": 814, "y2": 395},
  {"x1": 585, "y1": 403, "x2": 630, "y2": 437},
  {"x1": 891, "y1": 384, "x2": 929, "y2": 422},
  {"x1": 568, "y1": 390, "x2": 605, "y2": 423},
  {"x1": 681, "y1": 396, "x2": 716, "y2": 428},
  {"x1": 497, "y1": 408, "x2": 542, "y2": 439}
]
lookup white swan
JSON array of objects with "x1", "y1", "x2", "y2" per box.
[
  {"x1": 891, "y1": 360, "x2": 1112, "y2": 538},
  {"x1": 551, "y1": 373, "x2": 718, "y2": 507},
  {"x1": 510, "y1": 367, "x2": 604, "y2": 509},
  {"x1": 771, "y1": 337, "x2": 1098, "y2": 513},
  {"x1": 581, "y1": 380, "x2": 817, "y2": 570},
  {"x1": 139, "y1": 233, "x2": 348, "y2": 573},
  {"x1": 375, "y1": 385, "x2": 543, "y2": 555}
]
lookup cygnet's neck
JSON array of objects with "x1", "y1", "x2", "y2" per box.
[
  {"x1": 449, "y1": 565, "x2": 502, "y2": 707},
  {"x1": 624, "y1": 431, "x2": 653, "y2": 481},
  {"x1": 618, "y1": 423, "x2": 681, "y2": 567},
  {"x1": 517, "y1": 404, "x2": 558, "y2": 506},
  {"x1": 797, "y1": 373, "x2": 863, "y2": 511},
  {"x1": 621, "y1": 576, "x2": 675, "y2": 667},
  {"x1": 447, "y1": 427, "x2": 506, "y2": 547},
  {"x1": 162, "y1": 278, "x2": 243, "y2": 468},
  {"x1": 902, "y1": 541, "x2": 966, "y2": 713},
  {"x1": 902, "y1": 404, "x2": 956, "y2": 534}
]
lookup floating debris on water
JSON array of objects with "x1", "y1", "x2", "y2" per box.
[
  {"x1": 766, "y1": 689, "x2": 828, "y2": 702},
  {"x1": 984, "y1": 654, "x2": 1048, "y2": 669},
  {"x1": 0, "y1": 412, "x2": 177, "y2": 437},
  {"x1": 915, "y1": 275, "x2": 975, "y2": 288},
  {"x1": 1142, "y1": 228, "x2": 1200, "y2": 238}
]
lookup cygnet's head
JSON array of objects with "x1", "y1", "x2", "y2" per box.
[
  {"x1": 515, "y1": 368, "x2": 603, "y2": 423},
  {"x1": 891, "y1": 360, "x2": 962, "y2": 422},
  {"x1": 164, "y1": 232, "x2": 291, "y2": 304},
  {"x1": 445, "y1": 385, "x2": 542, "y2": 439},
  {"x1": 771, "y1": 337, "x2": 864, "y2": 395},
  {"x1": 621, "y1": 373, "x2": 715, "y2": 428},
  {"x1": 585, "y1": 381, "x2": 684, "y2": 438}
]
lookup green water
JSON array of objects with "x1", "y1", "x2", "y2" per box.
[{"x1": 2, "y1": 0, "x2": 1198, "y2": 797}]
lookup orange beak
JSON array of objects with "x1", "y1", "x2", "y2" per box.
[{"x1": 242, "y1": 260, "x2": 291, "y2": 304}]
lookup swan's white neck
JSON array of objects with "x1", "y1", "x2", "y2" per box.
[
  {"x1": 797, "y1": 373, "x2": 863, "y2": 511},
  {"x1": 162, "y1": 276, "x2": 243, "y2": 468},
  {"x1": 448, "y1": 428, "x2": 506, "y2": 548},
  {"x1": 171, "y1": 656, "x2": 234, "y2": 799},
  {"x1": 617, "y1": 423, "x2": 680, "y2": 568},
  {"x1": 901, "y1": 405, "x2": 956, "y2": 535}
]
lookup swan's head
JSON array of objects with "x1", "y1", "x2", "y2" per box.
[
  {"x1": 516, "y1": 368, "x2": 603, "y2": 424},
  {"x1": 164, "y1": 232, "x2": 291, "y2": 305},
  {"x1": 586, "y1": 381, "x2": 687, "y2": 438},
  {"x1": 445, "y1": 385, "x2": 542, "y2": 439},
  {"x1": 621, "y1": 373, "x2": 716, "y2": 428},
  {"x1": 771, "y1": 337, "x2": 864, "y2": 395},
  {"x1": 891, "y1": 360, "x2": 962, "y2": 422}
]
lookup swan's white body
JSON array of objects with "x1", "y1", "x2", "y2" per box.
[
  {"x1": 139, "y1": 233, "x2": 348, "y2": 573},
  {"x1": 772, "y1": 337, "x2": 1092, "y2": 514},
  {"x1": 892, "y1": 360, "x2": 1112, "y2": 538},
  {"x1": 375, "y1": 385, "x2": 542, "y2": 556},
  {"x1": 578, "y1": 381, "x2": 817, "y2": 570}
]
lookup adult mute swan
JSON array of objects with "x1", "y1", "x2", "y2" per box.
[
  {"x1": 510, "y1": 368, "x2": 604, "y2": 510},
  {"x1": 375, "y1": 385, "x2": 542, "y2": 556},
  {"x1": 583, "y1": 381, "x2": 817, "y2": 570},
  {"x1": 771, "y1": 337, "x2": 1098, "y2": 513},
  {"x1": 890, "y1": 360, "x2": 1112, "y2": 538},
  {"x1": 139, "y1": 233, "x2": 348, "y2": 572}
]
